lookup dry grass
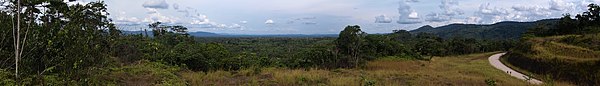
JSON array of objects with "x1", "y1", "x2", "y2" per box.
[
  {"x1": 532, "y1": 41, "x2": 600, "y2": 61},
  {"x1": 179, "y1": 52, "x2": 535, "y2": 86}
]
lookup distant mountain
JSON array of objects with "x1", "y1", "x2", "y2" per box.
[
  {"x1": 189, "y1": 32, "x2": 222, "y2": 37},
  {"x1": 410, "y1": 19, "x2": 560, "y2": 40},
  {"x1": 121, "y1": 31, "x2": 337, "y2": 38}
]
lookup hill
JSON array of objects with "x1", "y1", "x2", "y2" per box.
[
  {"x1": 410, "y1": 19, "x2": 560, "y2": 40},
  {"x1": 504, "y1": 34, "x2": 600, "y2": 85}
]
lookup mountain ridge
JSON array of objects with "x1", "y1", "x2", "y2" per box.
[{"x1": 410, "y1": 19, "x2": 560, "y2": 40}]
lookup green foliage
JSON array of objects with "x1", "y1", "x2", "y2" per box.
[
  {"x1": 0, "y1": 0, "x2": 119, "y2": 84},
  {"x1": 485, "y1": 79, "x2": 496, "y2": 86},
  {"x1": 0, "y1": 69, "x2": 15, "y2": 85}
]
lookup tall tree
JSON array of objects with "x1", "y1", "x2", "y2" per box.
[{"x1": 335, "y1": 25, "x2": 366, "y2": 67}]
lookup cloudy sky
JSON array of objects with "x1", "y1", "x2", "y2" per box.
[{"x1": 93, "y1": 0, "x2": 600, "y2": 34}]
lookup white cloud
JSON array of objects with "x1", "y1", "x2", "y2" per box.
[
  {"x1": 423, "y1": 0, "x2": 463, "y2": 22},
  {"x1": 190, "y1": 14, "x2": 210, "y2": 24},
  {"x1": 397, "y1": 0, "x2": 421, "y2": 24},
  {"x1": 440, "y1": 0, "x2": 464, "y2": 16},
  {"x1": 229, "y1": 24, "x2": 243, "y2": 28},
  {"x1": 549, "y1": 0, "x2": 574, "y2": 11},
  {"x1": 143, "y1": 12, "x2": 180, "y2": 24},
  {"x1": 65, "y1": 0, "x2": 90, "y2": 5},
  {"x1": 375, "y1": 15, "x2": 392, "y2": 23},
  {"x1": 473, "y1": 3, "x2": 512, "y2": 23},
  {"x1": 142, "y1": 0, "x2": 169, "y2": 9},
  {"x1": 424, "y1": 13, "x2": 451, "y2": 22},
  {"x1": 406, "y1": 0, "x2": 419, "y2": 2},
  {"x1": 113, "y1": 12, "x2": 143, "y2": 25},
  {"x1": 146, "y1": 8, "x2": 159, "y2": 14},
  {"x1": 408, "y1": 11, "x2": 419, "y2": 19},
  {"x1": 511, "y1": 5, "x2": 552, "y2": 21},
  {"x1": 265, "y1": 19, "x2": 275, "y2": 24},
  {"x1": 302, "y1": 21, "x2": 317, "y2": 25},
  {"x1": 240, "y1": 21, "x2": 248, "y2": 24}
]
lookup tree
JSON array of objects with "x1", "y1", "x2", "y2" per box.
[
  {"x1": 0, "y1": 1, "x2": 117, "y2": 84},
  {"x1": 149, "y1": 22, "x2": 167, "y2": 37},
  {"x1": 335, "y1": 25, "x2": 366, "y2": 67},
  {"x1": 413, "y1": 33, "x2": 446, "y2": 57}
]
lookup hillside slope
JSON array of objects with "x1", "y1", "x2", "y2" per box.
[
  {"x1": 410, "y1": 19, "x2": 559, "y2": 40},
  {"x1": 504, "y1": 34, "x2": 600, "y2": 85}
]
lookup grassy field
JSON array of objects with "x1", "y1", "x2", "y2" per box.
[{"x1": 178, "y1": 52, "x2": 532, "y2": 86}]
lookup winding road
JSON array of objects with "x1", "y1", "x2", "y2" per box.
[{"x1": 488, "y1": 53, "x2": 543, "y2": 85}]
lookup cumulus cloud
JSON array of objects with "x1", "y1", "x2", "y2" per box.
[
  {"x1": 265, "y1": 19, "x2": 275, "y2": 24},
  {"x1": 472, "y1": 3, "x2": 512, "y2": 23},
  {"x1": 190, "y1": 14, "x2": 210, "y2": 24},
  {"x1": 440, "y1": 0, "x2": 464, "y2": 16},
  {"x1": 240, "y1": 21, "x2": 248, "y2": 24},
  {"x1": 143, "y1": 12, "x2": 180, "y2": 24},
  {"x1": 397, "y1": 0, "x2": 421, "y2": 24},
  {"x1": 549, "y1": 0, "x2": 574, "y2": 11},
  {"x1": 469, "y1": 0, "x2": 578, "y2": 24},
  {"x1": 424, "y1": 13, "x2": 451, "y2": 22},
  {"x1": 229, "y1": 24, "x2": 243, "y2": 28},
  {"x1": 511, "y1": 5, "x2": 552, "y2": 21},
  {"x1": 375, "y1": 15, "x2": 392, "y2": 23},
  {"x1": 142, "y1": 0, "x2": 169, "y2": 9},
  {"x1": 408, "y1": 11, "x2": 419, "y2": 19},
  {"x1": 113, "y1": 12, "x2": 142, "y2": 25},
  {"x1": 423, "y1": 0, "x2": 463, "y2": 22}
]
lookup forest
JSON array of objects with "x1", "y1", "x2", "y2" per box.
[{"x1": 1, "y1": 0, "x2": 598, "y2": 85}]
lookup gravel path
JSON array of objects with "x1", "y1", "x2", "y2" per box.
[{"x1": 488, "y1": 53, "x2": 543, "y2": 85}]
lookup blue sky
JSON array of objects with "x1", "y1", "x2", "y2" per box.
[{"x1": 87, "y1": 0, "x2": 600, "y2": 34}]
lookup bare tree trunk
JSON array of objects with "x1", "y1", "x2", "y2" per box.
[{"x1": 14, "y1": 0, "x2": 20, "y2": 84}]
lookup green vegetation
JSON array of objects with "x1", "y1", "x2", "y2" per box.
[
  {"x1": 505, "y1": 3, "x2": 600, "y2": 85},
  {"x1": 0, "y1": 0, "x2": 572, "y2": 85},
  {"x1": 178, "y1": 52, "x2": 530, "y2": 85}
]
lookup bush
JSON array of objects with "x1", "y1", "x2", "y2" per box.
[
  {"x1": 485, "y1": 79, "x2": 496, "y2": 86},
  {"x1": 0, "y1": 69, "x2": 15, "y2": 85}
]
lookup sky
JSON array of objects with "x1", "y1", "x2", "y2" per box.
[{"x1": 79, "y1": 0, "x2": 600, "y2": 34}]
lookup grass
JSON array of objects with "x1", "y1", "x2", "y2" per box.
[
  {"x1": 500, "y1": 55, "x2": 575, "y2": 86},
  {"x1": 179, "y1": 52, "x2": 533, "y2": 86},
  {"x1": 107, "y1": 60, "x2": 187, "y2": 86},
  {"x1": 505, "y1": 35, "x2": 600, "y2": 85}
]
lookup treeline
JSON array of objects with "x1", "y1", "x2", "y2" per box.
[{"x1": 290, "y1": 25, "x2": 517, "y2": 68}]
